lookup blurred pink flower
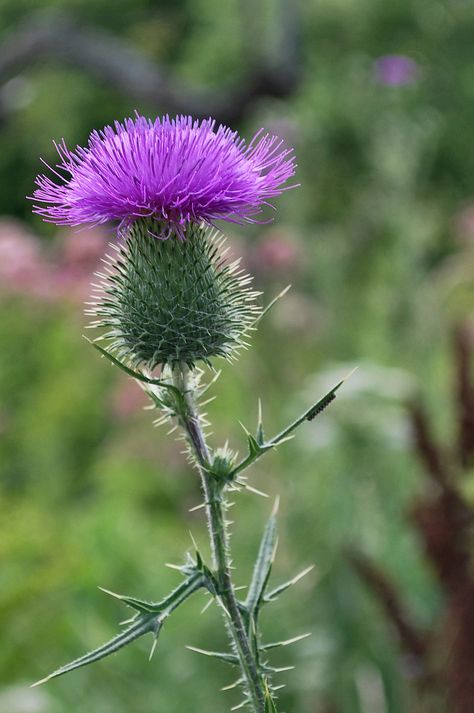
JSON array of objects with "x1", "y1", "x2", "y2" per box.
[
  {"x1": 0, "y1": 218, "x2": 55, "y2": 299},
  {"x1": 54, "y1": 226, "x2": 108, "y2": 301},
  {"x1": 248, "y1": 228, "x2": 303, "y2": 276},
  {"x1": 373, "y1": 55, "x2": 420, "y2": 86},
  {"x1": 110, "y1": 378, "x2": 149, "y2": 419},
  {"x1": 453, "y1": 203, "x2": 474, "y2": 246}
]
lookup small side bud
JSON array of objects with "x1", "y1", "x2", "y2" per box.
[{"x1": 208, "y1": 445, "x2": 237, "y2": 482}]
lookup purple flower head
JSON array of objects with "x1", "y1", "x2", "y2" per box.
[
  {"x1": 373, "y1": 55, "x2": 420, "y2": 86},
  {"x1": 31, "y1": 114, "x2": 297, "y2": 238}
]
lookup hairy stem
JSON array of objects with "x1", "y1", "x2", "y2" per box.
[{"x1": 173, "y1": 364, "x2": 266, "y2": 713}]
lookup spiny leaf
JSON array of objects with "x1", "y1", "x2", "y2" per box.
[
  {"x1": 229, "y1": 379, "x2": 346, "y2": 479},
  {"x1": 32, "y1": 614, "x2": 156, "y2": 686},
  {"x1": 186, "y1": 646, "x2": 240, "y2": 666},
  {"x1": 32, "y1": 573, "x2": 206, "y2": 687},
  {"x1": 244, "y1": 500, "x2": 278, "y2": 616},
  {"x1": 98, "y1": 587, "x2": 160, "y2": 613},
  {"x1": 270, "y1": 381, "x2": 345, "y2": 445},
  {"x1": 86, "y1": 339, "x2": 181, "y2": 397},
  {"x1": 100, "y1": 572, "x2": 206, "y2": 615},
  {"x1": 264, "y1": 565, "x2": 314, "y2": 602}
]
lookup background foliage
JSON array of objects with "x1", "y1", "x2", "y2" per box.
[{"x1": 0, "y1": 1, "x2": 473, "y2": 712}]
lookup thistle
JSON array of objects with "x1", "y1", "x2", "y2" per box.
[{"x1": 30, "y1": 114, "x2": 341, "y2": 713}]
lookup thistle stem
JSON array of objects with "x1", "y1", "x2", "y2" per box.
[{"x1": 173, "y1": 364, "x2": 266, "y2": 713}]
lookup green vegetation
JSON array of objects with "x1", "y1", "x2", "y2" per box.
[{"x1": 0, "y1": 1, "x2": 473, "y2": 712}]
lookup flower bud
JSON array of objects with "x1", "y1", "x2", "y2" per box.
[{"x1": 89, "y1": 219, "x2": 260, "y2": 369}]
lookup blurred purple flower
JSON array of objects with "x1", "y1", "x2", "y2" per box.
[
  {"x1": 31, "y1": 114, "x2": 297, "y2": 238},
  {"x1": 373, "y1": 55, "x2": 419, "y2": 86},
  {"x1": 249, "y1": 228, "x2": 303, "y2": 276},
  {"x1": 54, "y1": 227, "x2": 108, "y2": 300},
  {"x1": 111, "y1": 377, "x2": 149, "y2": 419}
]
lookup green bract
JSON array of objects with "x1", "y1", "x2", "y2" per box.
[{"x1": 89, "y1": 220, "x2": 260, "y2": 369}]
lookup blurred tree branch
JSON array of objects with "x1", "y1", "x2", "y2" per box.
[
  {"x1": 347, "y1": 549, "x2": 430, "y2": 668},
  {"x1": 0, "y1": 6, "x2": 301, "y2": 124},
  {"x1": 349, "y1": 323, "x2": 474, "y2": 713}
]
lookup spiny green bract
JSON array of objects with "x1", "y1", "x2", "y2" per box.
[{"x1": 89, "y1": 220, "x2": 260, "y2": 369}]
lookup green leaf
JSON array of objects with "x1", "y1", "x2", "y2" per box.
[
  {"x1": 98, "y1": 587, "x2": 161, "y2": 613},
  {"x1": 269, "y1": 380, "x2": 344, "y2": 446},
  {"x1": 85, "y1": 339, "x2": 182, "y2": 397},
  {"x1": 32, "y1": 613, "x2": 157, "y2": 686},
  {"x1": 99, "y1": 572, "x2": 206, "y2": 615},
  {"x1": 244, "y1": 500, "x2": 279, "y2": 616},
  {"x1": 33, "y1": 573, "x2": 205, "y2": 686},
  {"x1": 229, "y1": 379, "x2": 345, "y2": 480}
]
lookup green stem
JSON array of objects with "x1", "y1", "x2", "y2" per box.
[{"x1": 173, "y1": 364, "x2": 266, "y2": 713}]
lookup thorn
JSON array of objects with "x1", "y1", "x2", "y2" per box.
[
  {"x1": 245, "y1": 484, "x2": 269, "y2": 498},
  {"x1": 221, "y1": 678, "x2": 243, "y2": 691},
  {"x1": 272, "y1": 665, "x2": 295, "y2": 673},
  {"x1": 265, "y1": 565, "x2": 315, "y2": 601},
  {"x1": 289, "y1": 564, "x2": 315, "y2": 584},
  {"x1": 235, "y1": 480, "x2": 269, "y2": 498},
  {"x1": 165, "y1": 562, "x2": 183, "y2": 571},
  {"x1": 258, "y1": 397, "x2": 263, "y2": 426},
  {"x1": 119, "y1": 616, "x2": 137, "y2": 626},
  {"x1": 272, "y1": 495, "x2": 280, "y2": 517},
  {"x1": 189, "y1": 502, "x2": 206, "y2": 513},
  {"x1": 98, "y1": 586, "x2": 123, "y2": 600},
  {"x1": 238, "y1": 421, "x2": 251, "y2": 436},
  {"x1": 231, "y1": 700, "x2": 248, "y2": 711},
  {"x1": 186, "y1": 646, "x2": 221, "y2": 657},
  {"x1": 254, "y1": 284, "x2": 292, "y2": 325},
  {"x1": 200, "y1": 597, "x2": 214, "y2": 615},
  {"x1": 342, "y1": 365, "x2": 359, "y2": 383},
  {"x1": 261, "y1": 632, "x2": 311, "y2": 651},
  {"x1": 149, "y1": 636, "x2": 158, "y2": 661},
  {"x1": 278, "y1": 284, "x2": 292, "y2": 299},
  {"x1": 31, "y1": 675, "x2": 51, "y2": 688},
  {"x1": 217, "y1": 599, "x2": 231, "y2": 619},
  {"x1": 188, "y1": 530, "x2": 199, "y2": 552}
]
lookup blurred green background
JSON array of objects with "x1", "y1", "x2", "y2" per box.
[{"x1": 0, "y1": 1, "x2": 473, "y2": 712}]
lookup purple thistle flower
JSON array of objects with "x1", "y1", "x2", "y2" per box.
[{"x1": 31, "y1": 114, "x2": 297, "y2": 238}]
